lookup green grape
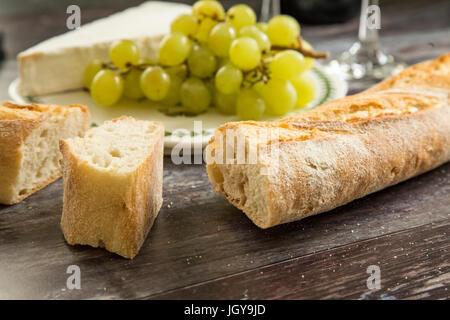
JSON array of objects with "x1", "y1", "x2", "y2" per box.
[
  {"x1": 140, "y1": 66, "x2": 171, "y2": 101},
  {"x1": 252, "y1": 80, "x2": 265, "y2": 93},
  {"x1": 236, "y1": 88, "x2": 265, "y2": 121},
  {"x1": 140, "y1": 56, "x2": 158, "y2": 65},
  {"x1": 158, "y1": 32, "x2": 192, "y2": 66},
  {"x1": 239, "y1": 25, "x2": 271, "y2": 53},
  {"x1": 171, "y1": 14, "x2": 199, "y2": 37},
  {"x1": 180, "y1": 78, "x2": 211, "y2": 114},
  {"x1": 188, "y1": 45, "x2": 217, "y2": 78},
  {"x1": 208, "y1": 22, "x2": 236, "y2": 57},
  {"x1": 226, "y1": 4, "x2": 256, "y2": 31},
  {"x1": 215, "y1": 64, "x2": 243, "y2": 94},
  {"x1": 291, "y1": 73, "x2": 316, "y2": 109},
  {"x1": 205, "y1": 78, "x2": 216, "y2": 102},
  {"x1": 256, "y1": 22, "x2": 268, "y2": 33},
  {"x1": 123, "y1": 68, "x2": 144, "y2": 99},
  {"x1": 90, "y1": 69, "x2": 124, "y2": 106},
  {"x1": 229, "y1": 37, "x2": 261, "y2": 70},
  {"x1": 83, "y1": 60, "x2": 103, "y2": 89},
  {"x1": 270, "y1": 50, "x2": 306, "y2": 80},
  {"x1": 214, "y1": 90, "x2": 238, "y2": 115},
  {"x1": 260, "y1": 78, "x2": 297, "y2": 116},
  {"x1": 109, "y1": 39, "x2": 140, "y2": 69},
  {"x1": 195, "y1": 18, "x2": 218, "y2": 43},
  {"x1": 266, "y1": 15, "x2": 300, "y2": 47},
  {"x1": 301, "y1": 40, "x2": 315, "y2": 70},
  {"x1": 193, "y1": 0, "x2": 225, "y2": 20},
  {"x1": 160, "y1": 75, "x2": 183, "y2": 106},
  {"x1": 165, "y1": 64, "x2": 188, "y2": 80}
]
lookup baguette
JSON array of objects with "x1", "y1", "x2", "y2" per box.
[
  {"x1": 59, "y1": 116, "x2": 164, "y2": 259},
  {"x1": 206, "y1": 53, "x2": 450, "y2": 229},
  {"x1": 0, "y1": 102, "x2": 90, "y2": 205}
]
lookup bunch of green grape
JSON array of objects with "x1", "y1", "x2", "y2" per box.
[{"x1": 84, "y1": 0, "x2": 317, "y2": 120}]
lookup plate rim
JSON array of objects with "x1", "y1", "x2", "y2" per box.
[{"x1": 9, "y1": 63, "x2": 347, "y2": 154}]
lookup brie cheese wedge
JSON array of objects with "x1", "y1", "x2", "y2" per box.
[{"x1": 18, "y1": 1, "x2": 190, "y2": 96}]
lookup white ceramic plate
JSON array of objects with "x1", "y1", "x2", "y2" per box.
[{"x1": 9, "y1": 63, "x2": 347, "y2": 154}]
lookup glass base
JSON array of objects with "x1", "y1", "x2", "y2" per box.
[{"x1": 333, "y1": 41, "x2": 407, "y2": 81}]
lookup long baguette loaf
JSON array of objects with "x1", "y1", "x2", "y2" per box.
[
  {"x1": 60, "y1": 116, "x2": 164, "y2": 259},
  {"x1": 206, "y1": 54, "x2": 450, "y2": 229}
]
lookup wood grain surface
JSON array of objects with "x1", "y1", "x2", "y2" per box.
[{"x1": 0, "y1": 0, "x2": 449, "y2": 300}]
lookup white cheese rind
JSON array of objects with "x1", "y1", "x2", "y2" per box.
[{"x1": 18, "y1": 1, "x2": 190, "y2": 96}]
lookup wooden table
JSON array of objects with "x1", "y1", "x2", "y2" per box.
[{"x1": 0, "y1": 0, "x2": 449, "y2": 300}]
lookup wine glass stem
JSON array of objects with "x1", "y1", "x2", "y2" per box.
[
  {"x1": 272, "y1": 0, "x2": 280, "y2": 17},
  {"x1": 359, "y1": 0, "x2": 379, "y2": 46}
]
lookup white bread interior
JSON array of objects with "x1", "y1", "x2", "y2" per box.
[
  {"x1": 0, "y1": 102, "x2": 90, "y2": 205},
  {"x1": 60, "y1": 116, "x2": 164, "y2": 259}
]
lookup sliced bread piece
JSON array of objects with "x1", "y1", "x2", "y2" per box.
[
  {"x1": 0, "y1": 102, "x2": 90, "y2": 205},
  {"x1": 59, "y1": 116, "x2": 164, "y2": 259}
]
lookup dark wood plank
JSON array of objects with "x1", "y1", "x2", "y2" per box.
[{"x1": 151, "y1": 220, "x2": 450, "y2": 300}]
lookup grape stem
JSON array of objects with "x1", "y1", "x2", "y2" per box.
[
  {"x1": 242, "y1": 63, "x2": 271, "y2": 87},
  {"x1": 271, "y1": 36, "x2": 329, "y2": 59},
  {"x1": 242, "y1": 35, "x2": 328, "y2": 88},
  {"x1": 198, "y1": 13, "x2": 225, "y2": 23},
  {"x1": 100, "y1": 62, "x2": 158, "y2": 75}
]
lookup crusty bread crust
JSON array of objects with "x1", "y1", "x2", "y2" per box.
[
  {"x1": 206, "y1": 53, "x2": 450, "y2": 229},
  {"x1": 0, "y1": 102, "x2": 90, "y2": 205},
  {"x1": 59, "y1": 117, "x2": 164, "y2": 259}
]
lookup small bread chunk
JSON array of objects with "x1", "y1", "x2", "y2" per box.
[
  {"x1": 59, "y1": 116, "x2": 164, "y2": 259},
  {"x1": 0, "y1": 102, "x2": 90, "y2": 205}
]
